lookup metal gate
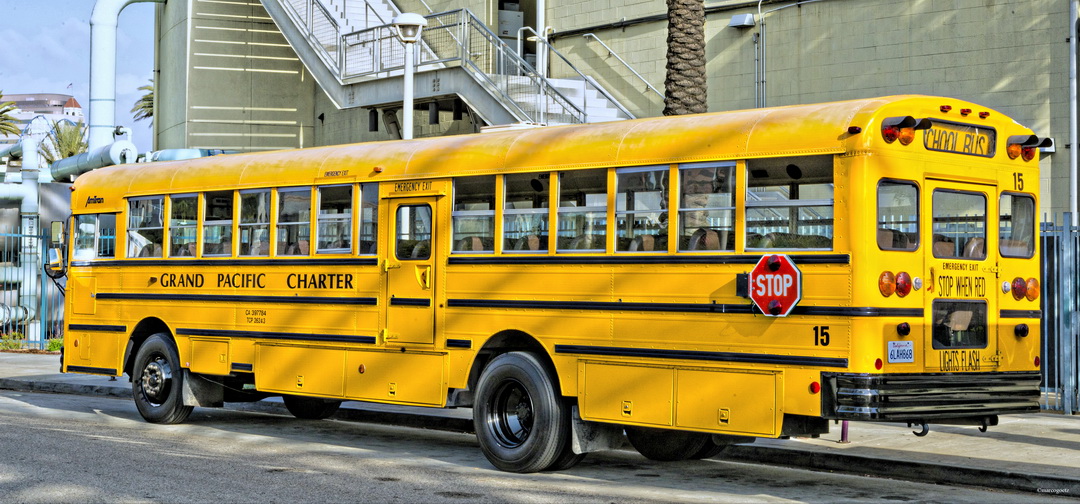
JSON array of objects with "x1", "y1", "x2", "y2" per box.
[
  {"x1": 1040, "y1": 214, "x2": 1079, "y2": 414},
  {"x1": 0, "y1": 227, "x2": 63, "y2": 351}
]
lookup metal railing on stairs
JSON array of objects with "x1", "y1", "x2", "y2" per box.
[{"x1": 271, "y1": 0, "x2": 627, "y2": 125}]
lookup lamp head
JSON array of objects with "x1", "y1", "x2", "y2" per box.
[{"x1": 392, "y1": 13, "x2": 428, "y2": 43}]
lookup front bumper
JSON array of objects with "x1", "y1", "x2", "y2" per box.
[{"x1": 822, "y1": 371, "x2": 1041, "y2": 423}]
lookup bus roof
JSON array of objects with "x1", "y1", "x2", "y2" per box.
[{"x1": 72, "y1": 95, "x2": 1033, "y2": 207}]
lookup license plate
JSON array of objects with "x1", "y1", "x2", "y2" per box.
[{"x1": 888, "y1": 340, "x2": 914, "y2": 363}]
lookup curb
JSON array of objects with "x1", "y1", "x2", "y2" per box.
[{"x1": 723, "y1": 444, "x2": 1080, "y2": 495}]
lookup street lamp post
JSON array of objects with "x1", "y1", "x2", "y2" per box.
[{"x1": 392, "y1": 13, "x2": 428, "y2": 140}]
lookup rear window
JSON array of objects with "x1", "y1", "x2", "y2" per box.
[
  {"x1": 932, "y1": 190, "x2": 985, "y2": 259},
  {"x1": 999, "y1": 193, "x2": 1036, "y2": 258}
]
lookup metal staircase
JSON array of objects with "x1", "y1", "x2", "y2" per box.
[{"x1": 261, "y1": 0, "x2": 633, "y2": 128}]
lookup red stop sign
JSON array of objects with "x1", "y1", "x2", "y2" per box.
[{"x1": 749, "y1": 254, "x2": 802, "y2": 317}]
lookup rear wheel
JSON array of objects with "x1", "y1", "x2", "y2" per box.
[
  {"x1": 132, "y1": 334, "x2": 193, "y2": 424},
  {"x1": 625, "y1": 426, "x2": 711, "y2": 461},
  {"x1": 473, "y1": 352, "x2": 579, "y2": 473},
  {"x1": 282, "y1": 395, "x2": 341, "y2": 419}
]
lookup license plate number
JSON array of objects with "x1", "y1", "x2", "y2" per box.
[{"x1": 888, "y1": 340, "x2": 914, "y2": 363}]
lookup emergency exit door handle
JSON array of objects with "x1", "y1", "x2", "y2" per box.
[{"x1": 383, "y1": 259, "x2": 401, "y2": 272}]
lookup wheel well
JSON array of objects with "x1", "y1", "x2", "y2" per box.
[
  {"x1": 468, "y1": 330, "x2": 559, "y2": 394},
  {"x1": 123, "y1": 318, "x2": 173, "y2": 377}
]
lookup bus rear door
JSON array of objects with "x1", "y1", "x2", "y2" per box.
[{"x1": 923, "y1": 181, "x2": 998, "y2": 373}]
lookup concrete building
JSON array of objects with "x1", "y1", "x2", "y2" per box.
[
  {"x1": 0, "y1": 93, "x2": 85, "y2": 150},
  {"x1": 153, "y1": 0, "x2": 1077, "y2": 217}
]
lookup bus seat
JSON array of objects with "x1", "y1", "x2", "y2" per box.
[
  {"x1": 411, "y1": 241, "x2": 430, "y2": 258},
  {"x1": 963, "y1": 237, "x2": 985, "y2": 258},
  {"x1": 932, "y1": 236, "x2": 954, "y2": 257},
  {"x1": 515, "y1": 235, "x2": 542, "y2": 251},
  {"x1": 877, "y1": 228, "x2": 894, "y2": 248},
  {"x1": 567, "y1": 234, "x2": 597, "y2": 250},
  {"x1": 629, "y1": 234, "x2": 656, "y2": 251},
  {"x1": 455, "y1": 236, "x2": 485, "y2": 251},
  {"x1": 688, "y1": 228, "x2": 720, "y2": 250},
  {"x1": 139, "y1": 243, "x2": 162, "y2": 258}
]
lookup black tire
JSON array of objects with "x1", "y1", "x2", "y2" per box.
[
  {"x1": 690, "y1": 438, "x2": 729, "y2": 460},
  {"x1": 473, "y1": 352, "x2": 579, "y2": 473},
  {"x1": 132, "y1": 334, "x2": 193, "y2": 424},
  {"x1": 625, "y1": 426, "x2": 711, "y2": 462},
  {"x1": 282, "y1": 395, "x2": 342, "y2": 420}
]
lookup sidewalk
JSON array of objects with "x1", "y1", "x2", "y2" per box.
[{"x1": 1, "y1": 351, "x2": 1077, "y2": 496}]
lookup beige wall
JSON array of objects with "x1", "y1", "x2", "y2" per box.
[
  {"x1": 156, "y1": 0, "x2": 315, "y2": 152},
  {"x1": 551, "y1": 0, "x2": 1071, "y2": 216}
]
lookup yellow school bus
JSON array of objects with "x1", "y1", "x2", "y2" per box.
[{"x1": 57, "y1": 95, "x2": 1044, "y2": 472}]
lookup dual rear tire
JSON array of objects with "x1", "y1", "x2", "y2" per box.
[{"x1": 473, "y1": 352, "x2": 583, "y2": 473}]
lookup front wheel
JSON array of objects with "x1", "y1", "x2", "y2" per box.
[
  {"x1": 132, "y1": 334, "x2": 193, "y2": 424},
  {"x1": 473, "y1": 352, "x2": 579, "y2": 473}
]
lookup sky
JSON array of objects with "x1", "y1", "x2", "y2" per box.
[{"x1": 0, "y1": 0, "x2": 157, "y2": 151}]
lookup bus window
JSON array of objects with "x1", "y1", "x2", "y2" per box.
[
  {"x1": 240, "y1": 190, "x2": 271, "y2": 256},
  {"x1": 128, "y1": 196, "x2": 164, "y2": 258},
  {"x1": 932, "y1": 190, "x2": 986, "y2": 259},
  {"x1": 452, "y1": 176, "x2": 495, "y2": 253},
  {"x1": 396, "y1": 205, "x2": 432, "y2": 260},
  {"x1": 504, "y1": 173, "x2": 549, "y2": 252},
  {"x1": 359, "y1": 184, "x2": 378, "y2": 255},
  {"x1": 203, "y1": 191, "x2": 234, "y2": 256},
  {"x1": 1000, "y1": 193, "x2": 1035, "y2": 258},
  {"x1": 316, "y1": 185, "x2": 352, "y2": 254},
  {"x1": 877, "y1": 180, "x2": 919, "y2": 251},
  {"x1": 932, "y1": 300, "x2": 988, "y2": 349},
  {"x1": 277, "y1": 187, "x2": 311, "y2": 256},
  {"x1": 170, "y1": 194, "x2": 198, "y2": 257},
  {"x1": 616, "y1": 166, "x2": 667, "y2": 252},
  {"x1": 74, "y1": 214, "x2": 116, "y2": 260},
  {"x1": 679, "y1": 163, "x2": 735, "y2": 251},
  {"x1": 558, "y1": 169, "x2": 606, "y2": 252},
  {"x1": 745, "y1": 156, "x2": 833, "y2": 250}
]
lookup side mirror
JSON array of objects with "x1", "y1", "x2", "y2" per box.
[
  {"x1": 45, "y1": 247, "x2": 66, "y2": 279},
  {"x1": 50, "y1": 221, "x2": 64, "y2": 247}
]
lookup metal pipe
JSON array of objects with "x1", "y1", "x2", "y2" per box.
[
  {"x1": 89, "y1": 0, "x2": 165, "y2": 150},
  {"x1": 50, "y1": 139, "x2": 138, "y2": 182},
  {"x1": 1071, "y1": 0, "x2": 1078, "y2": 225}
]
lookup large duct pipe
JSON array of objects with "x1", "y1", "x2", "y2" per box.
[
  {"x1": 51, "y1": 138, "x2": 138, "y2": 181},
  {"x1": 0, "y1": 137, "x2": 41, "y2": 325},
  {"x1": 89, "y1": 0, "x2": 165, "y2": 151}
]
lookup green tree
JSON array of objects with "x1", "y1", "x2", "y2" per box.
[
  {"x1": 39, "y1": 120, "x2": 89, "y2": 165},
  {"x1": 131, "y1": 78, "x2": 154, "y2": 122},
  {"x1": 663, "y1": 0, "x2": 707, "y2": 116},
  {"x1": 0, "y1": 91, "x2": 21, "y2": 137}
]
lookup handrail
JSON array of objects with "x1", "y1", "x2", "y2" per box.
[
  {"x1": 582, "y1": 33, "x2": 663, "y2": 99},
  {"x1": 519, "y1": 27, "x2": 635, "y2": 121}
]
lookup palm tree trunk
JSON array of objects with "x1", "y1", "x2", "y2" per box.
[{"x1": 664, "y1": 0, "x2": 707, "y2": 116}]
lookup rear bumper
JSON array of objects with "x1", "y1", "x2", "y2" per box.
[{"x1": 822, "y1": 371, "x2": 1041, "y2": 423}]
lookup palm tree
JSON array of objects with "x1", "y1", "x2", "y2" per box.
[
  {"x1": 663, "y1": 0, "x2": 707, "y2": 116},
  {"x1": 0, "y1": 91, "x2": 21, "y2": 137},
  {"x1": 131, "y1": 79, "x2": 154, "y2": 122},
  {"x1": 39, "y1": 120, "x2": 89, "y2": 165}
]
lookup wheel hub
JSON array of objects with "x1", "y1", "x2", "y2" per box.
[{"x1": 140, "y1": 356, "x2": 173, "y2": 405}]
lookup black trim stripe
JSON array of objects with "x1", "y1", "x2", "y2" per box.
[
  {"x1": 231, "y1": 363, "x2": 254, "y2": 372},
  {"x1": 390, "y1": 297, "x2": 432, "y2": 307},
  {"x1": 71, "y1": 258, "x2": 379, "y2": 268},
  {"x1": 68, "y1": 324, "x2": 127, "y2": 332},
  {"x1": 97, "y1": 293, "x2": 378, "y2": 306},
  {"x1": 66, "y1": 365, "x2": 118, "y2": 376},
  {"x1": 177, "y1": 328, "x2": 377, "y2": 345},
  {"x1": 1001, "y1": 309, "x2": 1042, "y2": 319},
  {"x1": 448, "y1": 298, "x2": 922, "y2": 318},
  {"x1": 446, "y1": 339, "x2": 472, "y2": 349},
  {"x1": 449, "y1": 254, "x2": 850, "y2": 266},
  {"x1": 555, "y1": 344, "x2": 848, "y2": 368}
]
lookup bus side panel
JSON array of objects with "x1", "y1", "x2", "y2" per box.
[
  {"x1": 344, "y1": 350, "x2": 446, "y2": 406},
  {"x1": 254, "y1": 343, "x2": 346, "y2": 398},
  {"x1": 674, "y1": 368, "x2": 780, "y2": 437}
]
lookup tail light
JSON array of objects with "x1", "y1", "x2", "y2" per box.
[
  {"x1": 881, "y1": 116, "x2": 930, "y2": 145},
  {"x1": 895, "y1": 272, "x2": 912, "y2": 297},
  {"x1": 1007, "y1": 134, "x2": 1052, "y2": 162},
  {"x1": 879, "y1": 271, "x2": 896, "y2": 296},
  {"x1": 1011, "y1": 277, "x2": 1027, "y2": 300},
  {"x1": 1025, "y1": 278, "x2": 1040, "y2": 301}
]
